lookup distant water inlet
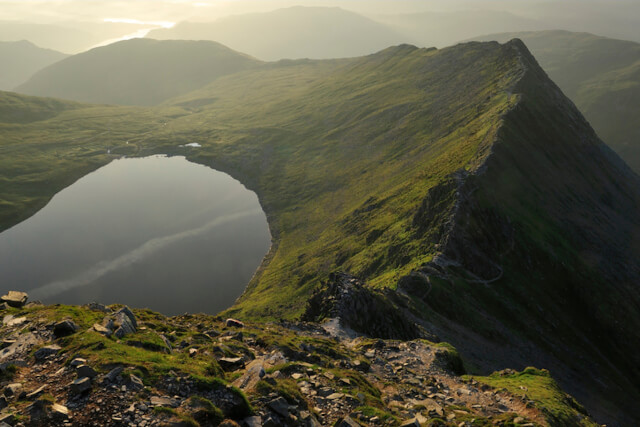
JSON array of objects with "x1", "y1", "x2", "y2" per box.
[{"x1": 0, "y1": 156, "x2": 271, "y2": 315}]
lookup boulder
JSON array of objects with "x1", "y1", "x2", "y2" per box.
[
  {"x1": 115, "y1": 307, "x2": 137, "y2": 328},
  {"x1": 104, "y1": 366, "x2": 123, "y2": 383},
  {"x1": 76, "y1": 365, "x2": 97, "y2": 379},
  {"x1": 70, "y1": 377, "x2": 91, "y2": 394},
  {"x1": 50, "y1": 403, "x2": 69, "y2": 420},
  {"x1": 126, "y1": 374, "x2": 144, "y2": 391},
  {"x1": 3, "y1": 383, "x2": 22, "y2": 398},
  {"x1": 69, "y1": 357, "x2": 86, "y2": 368},
  {"x1": 150, "y1": 396, "x2": 179, "y2": 408},
  {"x1": 53, "y1": 320, "x2": 79, "y2": 338},
  {"x1": 1, "y1": 291, "x2": 28, "y2": 308},
  {"x1": 25, "y1": 385, "x2": 46, "y2": 400},
  {"x1": 225, "y1": 318, "x2": 244, "y2": 328},
  {"x1": 85, "y1": 302, "x2": 110, "y2": 312},
  {"x1": 34, "y1": 345, "x2": 61, "y2": 361},
  {"x1": 243, "y1": 416, "x2": 262, "y2": 427},
  {"x1": 218, "y1": 357, "x2": 245, "y2": 371},
  {"x1": 336, "y1": 416, "x2": 360, "y2": 427},
  {"x1": 113, "y1": 308, "x2": 137, "y2": 338},
  {"x1": 92, "y1": 323, "x2": 112, "y2": 337},
  {"x1": 267, "y1": 396, "x2": 290, "y2": 417}
]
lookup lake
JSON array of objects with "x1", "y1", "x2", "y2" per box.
[{"x1": 0, "y1": 155, "x2": 271, "y2": 315}]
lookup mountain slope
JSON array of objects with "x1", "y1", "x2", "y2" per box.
[
  {"x1": 147, "y1": 6, "x2": 407, "y2": 61},
  {"x1": 2, "y1": 41, "x2": 640, "y2": 424},
  {"x1": 15, "y1": 38, "x2": 261, "y2": 106},
  {"x1": 0, "y1": 40, "x2": 68, "y2": 90},
  {"x1": 470, "y1": 30, "x2": 640, "y2": 173}
]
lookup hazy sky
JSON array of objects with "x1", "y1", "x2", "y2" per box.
[{"x1": 2, "y1": 0, "x2": 635, "y2": 24}]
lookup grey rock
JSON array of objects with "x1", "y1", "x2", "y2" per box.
[
  {"x1": 86, "y1": 302, "x2": 110, "y2": 312},
  {"x1": 400, "y1": 419, "x2": 420, "y2": 427},
  {"x1": 70, "y1": 377, "x2": 91, "y2": 394},
  {"x1": 0, "y1": 413, "x2": 16, "y2": 426},
  {"x1": 93, "y1": 323, "x2": 112, "y2": 337},
  {"x1": 225, "y1": 318, "x2": 244, "y2": 328},
  {"x1": 267, "y1": 396, "x2": 290, "y2": 417},
  {"x1": 126, "y1": 374, "x2": 144, "y2": 391},
  {"x1": 50, "y1": 403, "x2": 69, "y2": 419},
  {"x1": 150, "y1": 396, "x2": 178, "y2": 408},
  {"x1": 218, "y1": 357, "x2": 245, "y2": 371},
  {"x1": 243, "y1": 416, "x2": 262, "y2": 427},
  {"x1": 2, "y1": 315, "x2": 27, "y2": 327},
  {"x1": 262, "y1": 414, "x2": 281, "y2": 427},
  {"x1": 26, "y1": 385, "x2": 46, "y2": 400},
  {"x1": 0, "y1": 303, "x2": 7, "y2": 310},
  {"x1": 53, "y1": 320, "x2": 79, "y2": 337},
  {"x1": 335, "y1": 416, "x2": 360, "y2": 427},
  {"x1": 70, "y1": 357, "x2": 87, "y2": 368},
  {"x1": 105, "y1": 366, "x2": 123, "y2": 383},
  {"x1": 76, "y1": 365, "x2": 98, "y2": 379},
  {"x1": 34, "y1": 344, "x2": 61, "y2": 361},
  {"x1": 116, "y1": 306, "x2": 138, "y2": 328},
  {"x1": 3, "y1": 383, "x2": 22, "y2": 397},
  {"x1": 0, "y1": 291, "x2": 28, "y2": 308}
]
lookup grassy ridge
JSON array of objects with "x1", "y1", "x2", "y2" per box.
[{"x1": 471, "y1": 30, "x2": 640, "y2": 173}]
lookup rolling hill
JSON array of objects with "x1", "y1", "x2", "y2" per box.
[
  {"x1": 470, "y1": 30, "x2": 640, "y2": 173},
  {"x1": 1, "y1": 40, "x2": 639, "y2": 424},
  {"x1": 0, "y1": 40, "x2": 68, "y2": 90},
  {"x1": 147, "y1": 6, "x2": 407, "y2": 61},
  {"x1": 14, "y1": 38, "x2": 261, "y2": 106}
]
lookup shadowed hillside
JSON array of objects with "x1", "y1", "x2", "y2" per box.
[
  {"x1": 147, "y1": 6, "x2": 407, "y2": 61},
  {"x1": 0, "y1": 40, "x2": 68, "y2": 90},
  {"x1": 14, "y1": 38, "x2": 261, "y2": 106},
  {"x1": 470, "y1": 30, "x2": 640, "y2": 174}
]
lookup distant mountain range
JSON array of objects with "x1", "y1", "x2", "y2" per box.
[
  {"x1": 470, "y1": 30, "x2": 640, "y2": 173},
  {"x1": 0, "y1": 20, "x2": 151, "y2": 54},
  {"x1": 147, "y1": 6, "x2": 407, "y2": 61},
  {"x1": 0, "y1": 40, "x2": 67, "y2": 90},
  {"x1": 15, "y1": 39, "x2": 261, "y2": 106}
]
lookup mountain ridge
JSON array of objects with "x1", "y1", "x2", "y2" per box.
[{"x1": 468, "y1": 30, "x2": 640, "y2": 173}]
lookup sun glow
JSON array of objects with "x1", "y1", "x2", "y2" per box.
[{"x1": 103, "y1": 18, "x2": 176, "y2": 29}]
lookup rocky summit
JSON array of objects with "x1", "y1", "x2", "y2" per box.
[{"x1": 0, "y1": 300, "x2": 596, "y2": 426}]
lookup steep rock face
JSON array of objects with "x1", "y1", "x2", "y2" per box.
[{"x1": 402, "y1": 40, "x2": 640, "y2": 425}]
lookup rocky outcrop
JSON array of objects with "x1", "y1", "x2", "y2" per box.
[
  {"x1": 0, "y1": 291, "x2": 28, "y2": 308},
  {"x1": 302, "y1": 272, "x2": 428, "y2": 341}
]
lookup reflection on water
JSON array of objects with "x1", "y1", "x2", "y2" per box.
[{"x1": 0, "y1": 155, "x2": 271, "y2": 315}]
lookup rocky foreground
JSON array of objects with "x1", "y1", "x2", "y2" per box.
[{"x1": 0, "y1": 292, "x2": 597, "y2": 426}]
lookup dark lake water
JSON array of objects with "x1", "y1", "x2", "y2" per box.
[{"x1": 0, "y1": 155, "x2": 271, "y2": 315}]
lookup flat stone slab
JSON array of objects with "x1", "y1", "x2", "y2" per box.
[{"x1": 1, "y1": 291, "x2": 28, "y2": 308}]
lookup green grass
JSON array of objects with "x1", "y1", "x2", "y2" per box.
[{"x1": 469, "y1": 368, "x2": 598, "y2": 427}]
